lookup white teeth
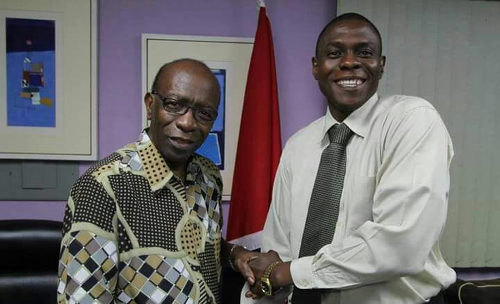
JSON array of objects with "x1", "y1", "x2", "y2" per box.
[{"x1": 336, "y1": 79, "x2": 364, "y2": 88}]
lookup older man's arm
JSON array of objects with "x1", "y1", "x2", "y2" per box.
[{"x1": 57, "y1": 174, "x2": 119, "y2": 303}]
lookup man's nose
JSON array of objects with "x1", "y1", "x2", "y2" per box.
[
  {"x1": 339, "y1": 52, "x2": 360, "y2": 69},
  {"x1": 175, "y1": 108, "x2": 197, "y2": 131}
]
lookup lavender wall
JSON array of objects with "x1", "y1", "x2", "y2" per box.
[{"x1": 0, "y1": 0, "x2": 335, "y2": 227}]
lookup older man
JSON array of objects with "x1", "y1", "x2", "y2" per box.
[
  {"x1": 57, "y1": 59, "x2": 253, "y2": 304},
  {"x1": 238, "y1": 13, "x2": 456, "y2": 304}
]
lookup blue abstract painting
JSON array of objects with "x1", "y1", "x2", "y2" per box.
[
  {"x1": 196, "y1": 69, "x2": 225, "y2": 169},
  {"x1": 6, "y1": 18, "x2": 56, "y2": 127}
]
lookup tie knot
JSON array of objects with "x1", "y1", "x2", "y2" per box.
[{"x1": 328, "y1": 123, "x2": 353, "y2": 146}]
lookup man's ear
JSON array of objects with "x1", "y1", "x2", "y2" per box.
[
  {"x1": 379, "y1": 56, "x2": 386, "y2": 79},
  {"x1": 312, "y1": 57, "x2": 319, "y2": 80},
  {"x1": 144, "y1": 92, "x2": 154, "y2": 120}
]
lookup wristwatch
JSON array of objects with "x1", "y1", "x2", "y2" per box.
[{"x1": 260, "y1": 261, "x2": 282, "y2": 296}]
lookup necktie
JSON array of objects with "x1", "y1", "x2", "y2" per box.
[{"x1": 291, "y1": 123, "x2": 353, "y2": 304}]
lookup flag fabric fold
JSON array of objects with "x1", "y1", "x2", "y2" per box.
[{"x1": 227, "y1": 5, "x2": 282, "y2": 250}]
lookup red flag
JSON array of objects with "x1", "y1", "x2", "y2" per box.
[{"x1": 227, "y1": 5, "x2": 282, "y2": 250}]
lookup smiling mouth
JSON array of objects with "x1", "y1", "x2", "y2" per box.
[
  {"x1": 170, "y1": 137, "x2": 194, "y2": 147},
  {"x1": 335, "y1": 78, "x2": 365, "y2": 88}
]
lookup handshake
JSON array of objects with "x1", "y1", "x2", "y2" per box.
[{"x1": 229, "y1": 245, "x2": 292, "y2": 299}]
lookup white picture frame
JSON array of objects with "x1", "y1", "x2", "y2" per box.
[{"x1": 0, "y1": 0, "x2": 97, "y2": 160}]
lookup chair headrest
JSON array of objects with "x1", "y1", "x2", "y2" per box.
[{"x1": 0, "y1": 220, "x2": 62, "y2": 273}]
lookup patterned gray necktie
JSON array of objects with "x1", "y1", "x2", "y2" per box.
[{"x1": 291, "y1": 123, "x2": 353, "y2": 304}]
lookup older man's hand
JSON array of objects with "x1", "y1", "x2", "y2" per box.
[
  {"x1": 245, "y1": 250, "x2": 288, "y2": 299},
  {"x1": 230, "y1": 245, "x2": 263, "y2": 286},
  {"x1": 248, "y1": 250, "x2": 281, "y2": 280}
]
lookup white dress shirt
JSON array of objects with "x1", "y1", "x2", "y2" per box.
[{"x1": 241, "y1": 93, "x2": 456, "y2": 304}]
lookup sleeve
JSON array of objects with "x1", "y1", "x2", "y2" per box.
[
  {"x1": 239, "y1": 146, "x2": 295, "y2": 304},
  {"x1": 291, "y1": 106, "x2": 454, "y2": 290},
  {"x1": 261, "y1": 148, "x2": 293, "y2": 262},
  {"x1": 57, "y1": 174, "x2": 119, "y2": 304}
]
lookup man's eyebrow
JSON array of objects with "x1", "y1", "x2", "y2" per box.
[
  {"x1": 323, "y1": 40, "x2": 377, "y2": 48},
  {"x1": 163, "y1": 93, "x2": 186, "y2": 100},
  {"x1": 355, "y1": 41, "x2": 377, "y2": 49},
  {"x1": 320, "y1": 42, "x2": 343, "y2": 52},
  {"x1": 324, "y1": 41, "x2": 342, "y2": 48}
]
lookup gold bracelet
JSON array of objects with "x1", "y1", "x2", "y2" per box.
[{"x1": 260, "y1": 261, "x2": 282, "y2": 296}]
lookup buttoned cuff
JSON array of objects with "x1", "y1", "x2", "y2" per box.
[{"x1": 290, "y1": 256, "x2": 315, "y2": 289}]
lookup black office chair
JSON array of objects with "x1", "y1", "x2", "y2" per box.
[{"x1": 0, "y1": 219, "x2": 62, "y2": 304}]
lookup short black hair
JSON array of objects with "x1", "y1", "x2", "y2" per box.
[{"x1": 315, "y1": 12, "x2": 383, "y2": 58}]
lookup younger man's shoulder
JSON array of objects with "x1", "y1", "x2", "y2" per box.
[
  {"x1": 286, "y1": 115, "x2": 325, "y2": 147},
  {"x1": 380, "y1": 94, "x2": 437, "y2": 115}
]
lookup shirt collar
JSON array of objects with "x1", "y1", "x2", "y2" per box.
[
  {"x1": 318, "y1": 92, "x2": 379, "y2": 143},
  {"x1": 134, "y1": 130, "x2": 174, "y2": 192},
  {"x1": 319, "y1": 107, "x2": 338, "y2": 145}
]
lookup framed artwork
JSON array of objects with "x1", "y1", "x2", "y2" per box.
[
  {"x1": 0, "y1": 0, "x2": 97, "y2": 160},
  {"x1": 142, "y1": 34, "x2": 254, "y2": 200}
]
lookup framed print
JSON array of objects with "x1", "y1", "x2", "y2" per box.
[
  {"x1": 0, "y1": 0, "x2": 97, "y2": 160},
  {"x1": 142, "y1": 34, "x2": 254, "y2": 200}
]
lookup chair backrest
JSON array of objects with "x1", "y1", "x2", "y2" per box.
[{"x1": 0, "y1": 219, "x2": 62, "y2": 304}]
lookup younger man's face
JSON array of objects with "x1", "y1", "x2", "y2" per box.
[{"x1": 313, "y1": 19, "x2": 385, "y2": 121}]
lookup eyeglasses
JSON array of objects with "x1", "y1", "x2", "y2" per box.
[{"x1": 151, "y1": 91, "x2": 218, "y2": 124}]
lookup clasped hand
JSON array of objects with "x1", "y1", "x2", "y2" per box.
[{"x1": 232, "y1": 248, "x2": 284, "y2": 299}]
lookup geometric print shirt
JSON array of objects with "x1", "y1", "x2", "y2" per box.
[{"x1": 57, "y1": 130, "x2": 223, "y2": 304}]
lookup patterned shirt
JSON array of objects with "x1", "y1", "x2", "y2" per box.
[{"x1": 57, "y1": 131, "x2": 223, "y2": 304}]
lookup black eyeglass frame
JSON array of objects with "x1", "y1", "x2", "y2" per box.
[{"x1": 151, "y1": 91, "x2": 218, "y2": 124}]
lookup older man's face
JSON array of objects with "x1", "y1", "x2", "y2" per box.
[
  {"x1": 313, "y1": 19, "x2": 385, "y2": 121},
  {"x1": 145, "y1": 62, "x2": 219, "y2": 166}
]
